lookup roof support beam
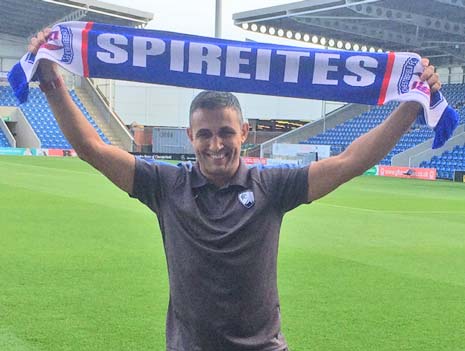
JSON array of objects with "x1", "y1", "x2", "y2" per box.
[
  {"x1": 346, "y1": 0, "x2": 465, "y2": 37},
  {"x1": 293, "y1": 16, "x2": 418, "y2": 48},
  {"x1": 433, "y1": 0, "x2": 465, "y2": 8},
  {"x1": 234, "y1": 0, "x2": 380, "y2": 24},
  {"x1": 49, "y1": 8, "x2": 88, "y2": 27}
]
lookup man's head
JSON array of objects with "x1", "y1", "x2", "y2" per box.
[{"x1": 187, "y1": 91, "x2": 249, "y2": 187}]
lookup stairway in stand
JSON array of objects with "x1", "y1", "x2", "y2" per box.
[{"x1": 73, "y1": 87, "x2": 125, "y2": 149}]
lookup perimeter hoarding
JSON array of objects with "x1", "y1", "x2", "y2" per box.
[
  {"x1": 0, "y1": 147, "x2": 77, "y2": 157},
  {"x1": 378, "y1": 166, "x2": 437, "y2": 180}
]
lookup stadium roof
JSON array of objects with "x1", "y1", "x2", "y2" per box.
[
  {"x1": 233, "y1": 0, "x2": 465, "y2": 67},
  {"x1": 0, "y1": 0, "x2": 153, "y2": 39}
]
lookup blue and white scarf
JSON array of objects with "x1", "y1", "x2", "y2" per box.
[{"x1": 8, "y1": 21, "x2": 459, "y2": 148}]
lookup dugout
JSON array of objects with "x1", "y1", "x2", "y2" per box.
[{"x1": 453, "y1": 170, "x2": 465, "y2": 182}]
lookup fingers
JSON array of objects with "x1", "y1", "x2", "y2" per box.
[
  {"x1": 419, "y1": 58, "x2": 441, "y2": 93},
  {"x1": 43, "y1": 28, "x2": 52, "y2": 37},
  {"x1": 429, "y1": 79, "x2": 441, "y2": 93},
  {"x1": 28, "y1": 28, "x2": 52, "y2": 54},
  {"x1": 28, "y1": 38, "x2": 39, "y2": 54}
]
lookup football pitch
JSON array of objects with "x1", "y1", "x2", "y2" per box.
[{"x1": 1, "y1": 156, "x2": 464, "y2": 351}]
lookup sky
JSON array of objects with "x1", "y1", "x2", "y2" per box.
[{"x1": 106, "y1": 0, "x2": 316, "y2": 47}]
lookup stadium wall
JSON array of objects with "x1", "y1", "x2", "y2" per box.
[{"x1": 111, "y1": 81, "x2": 343, "y2": 127}]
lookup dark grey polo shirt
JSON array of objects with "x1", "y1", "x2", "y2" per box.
[{"x1": 130, "y1": 157, "x2": 310, "y2": 351}]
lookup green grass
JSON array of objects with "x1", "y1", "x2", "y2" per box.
[{"x1": 1, "y1": 156, "x2": 464, "y2": 350}]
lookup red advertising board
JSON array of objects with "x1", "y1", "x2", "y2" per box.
[
  {"x1": 378, "y1": 166, "x2": 436, "y2": 180},
  {"x1": 47, "y1": 149, "x2": 77, "y2": 157},
  {"x1": 242, "y1": 157, "x2": 267, "y2": 165}
]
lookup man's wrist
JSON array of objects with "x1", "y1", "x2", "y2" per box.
[{"x1": 39, "y1": 75, "x2": 65, "y2": 93}]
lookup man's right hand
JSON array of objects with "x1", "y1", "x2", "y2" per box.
[{"x1": 28, "y1": 28, "x2": 59, "y2": 82}]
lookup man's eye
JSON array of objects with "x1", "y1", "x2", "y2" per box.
[
  {"x1": 220, "y1": 130, "x2": 235, "y2": 138},
  {"x1": 197, "y1": 132, "x2": 211, "y2": 139}
]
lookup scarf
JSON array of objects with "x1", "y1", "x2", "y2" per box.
[{"x1": 8, "y1": 21, "x2": 459, "y2": 149}]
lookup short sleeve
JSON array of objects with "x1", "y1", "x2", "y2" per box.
[
  {"x1": 259, "y1": 165, "x2": 310, "y2": 213},
  {"x1": 129, "y1": 157, "x2": 164, "y2": 213}
]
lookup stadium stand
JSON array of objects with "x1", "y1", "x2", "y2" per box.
[
  {"x1": 235, "y1": 1, "x2": 465, "y2": 181},
  {"x1": 300, "y1": 83, "x2": 465, "y2": 179},
  {"x1": 0, "y1": 0, "x2": 153, "y2": 152},
  {"x1": 0, "y1": 127, "x2": 10, "y2": 147},
  {"x1": 422, "y1": 144, "x2": 465, "y2": 180},
  {"x1": 0, "y1": 85, "x2": 109, "y2": 149}
]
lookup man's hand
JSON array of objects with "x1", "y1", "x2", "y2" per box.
[
  {"x1": 28, "y1": 28, "x2": 59, "y2": 82},
  {"x1": 420, "y1": 58, "x2": 441, "y2": 93}
]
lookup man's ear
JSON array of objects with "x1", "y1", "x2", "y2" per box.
[
  {"x1": 241, "y1": 122, "x2": 249, "y2": 143},
  {"x1": 187, "y1": 128, "x2": 193, "y2": 142}
]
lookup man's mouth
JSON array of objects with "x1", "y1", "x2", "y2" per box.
[{"x1": 207, "y1": 152, "x2": 227, "y2": 160}]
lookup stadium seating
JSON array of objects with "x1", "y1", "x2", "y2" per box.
[
  {"x1": 302, "y1": 83, "x2": 465, "y2": 179},
  {"x1": 0, "y1": 127, "x2": 10, "y2": 147},
  {"x1": 420, "y1": 144, "x2": 465, "y2": 179},
  {"x1": 0, "y1": 85, "x2": 110, "y2": 149}
]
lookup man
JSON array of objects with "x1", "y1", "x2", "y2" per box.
[{"x1": 29, "y1": 29, "x2": 440, "y2": 350}]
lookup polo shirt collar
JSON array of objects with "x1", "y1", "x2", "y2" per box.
[{"x1": 191, "y1": 159, "x2": 249, "y2": 189}]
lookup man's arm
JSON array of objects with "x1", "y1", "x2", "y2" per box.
[
  {"x1": 307, "y1": 59, "x2": 441, "y2": 202},
  {"x1": 30, "y1": 29, "x2": 135, "y2": 194}
]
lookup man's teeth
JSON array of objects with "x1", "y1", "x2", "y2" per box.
[{"x1": 210, "y1": 154, "x2": 225, "y2": 159}]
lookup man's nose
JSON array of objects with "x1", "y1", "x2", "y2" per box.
[{"x1": 210, "y1": 135, "x2": 224, "y2": 151}]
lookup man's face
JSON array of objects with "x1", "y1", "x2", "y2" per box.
[{"x1": 187, "y1": 107, "x2": 249, "y2": 187}]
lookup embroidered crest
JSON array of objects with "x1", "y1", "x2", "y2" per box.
[
  {"x1": 397, "y1": 57, "x2": 419, "y2": 95},
  {"x1": 41, "y1": 26, "x2": 74, "y2": 64},
  {"x1": 238, "y1": 190, "x2": 255, "y2": 208}
]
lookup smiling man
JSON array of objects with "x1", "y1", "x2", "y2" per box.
[
  {"x1": 187, "y1": 91, "x2": 249, "y2": 187},
  {"x1": 28, "y1": 28, "x2": 440, "y2": 351},
  {"x1": 130, "y1": 91, "x2": 309, "y2": 350}
]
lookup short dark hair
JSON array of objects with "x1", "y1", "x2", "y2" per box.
[{"x1": 189, "y1": 91, "x2": 243, "y2": 126}]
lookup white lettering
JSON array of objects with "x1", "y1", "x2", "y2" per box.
[
  {"x1": 256, "y1": 49, "x2": 272, "y2": 81},
  {"x1": 170, "y1": 40, "x2": 185, "y2": 72},
  {"x1": 276, "y1": 50, "x2": 310, "y2": 83},
  {"x1": 344, "y1": 56, "x2": 378, "y2": 86},
  {"x1": 225, "y1": 46, "x2": 251, "y2": 79},
  {"x1": 133, "y1": 37, "x2": 165, "y2": 68},
  {"x1": 96, "y1": 34, "x2": 128, "y2": 64},
  {"x1": 312, "y1": 53, "x2": 340, "y2": 85},
  {"x1": 188, "y1": 43, "x2": 222, "y2": 76}
]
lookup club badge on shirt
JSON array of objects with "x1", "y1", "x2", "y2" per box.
[{"x1": 238, "y1": 190, "x2": 255, "y2": 208}]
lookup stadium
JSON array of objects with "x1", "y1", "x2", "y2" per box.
[{"x1": 1, "y1": 0, "x2": 464, "y2": 350}]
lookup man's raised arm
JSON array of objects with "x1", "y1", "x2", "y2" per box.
[
  {"x1": 30, "y1": 29, "x2": 135, "y2": 194},
  {"x1": 307, "y1": 58, "x2": 441, "y2": 202}
]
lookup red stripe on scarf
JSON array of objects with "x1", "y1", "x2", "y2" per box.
[
  {"x1": 82, "y1": 22, "x2": 94, "y2": 77},
  {"x1": 377, "y1": 52, "x2": 395, "y2": 105}
]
